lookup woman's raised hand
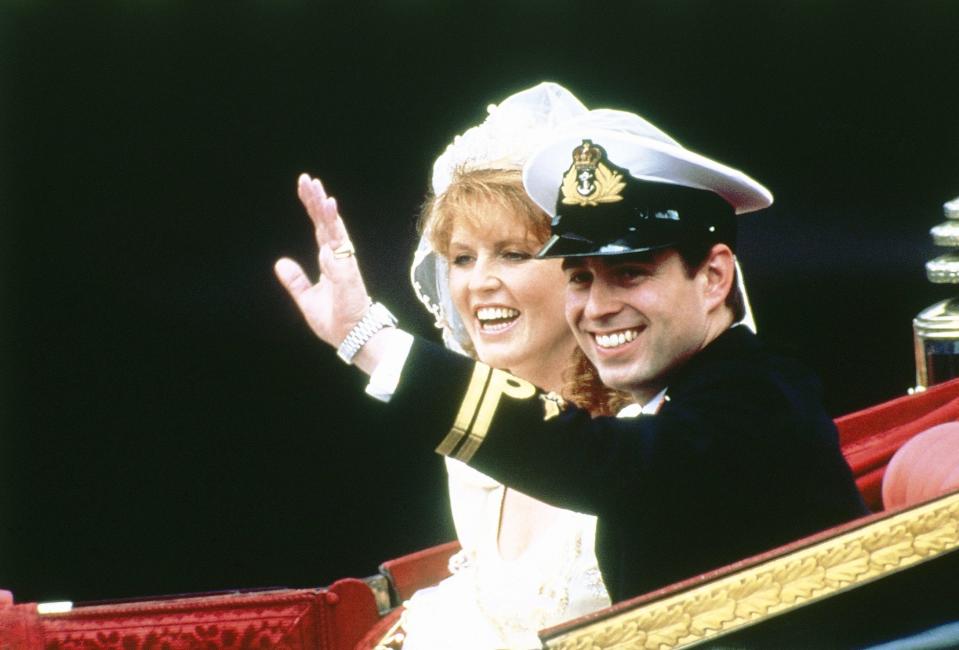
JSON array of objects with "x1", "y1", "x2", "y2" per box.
[{"x1": 274, "y1": 173, "x2": 372, "y2": 348}]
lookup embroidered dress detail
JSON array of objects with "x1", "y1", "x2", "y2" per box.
[{"x1": 399, "y1": 461, "x2": 609, "y2": 649}]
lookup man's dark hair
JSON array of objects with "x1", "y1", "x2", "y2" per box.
[{"x1": 675, "y1": 240, "x2": 746, "y2": 323}]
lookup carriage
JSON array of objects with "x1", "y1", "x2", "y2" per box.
[{"x1": 2, "y1": 374, "x2": 958, "y2": 649}]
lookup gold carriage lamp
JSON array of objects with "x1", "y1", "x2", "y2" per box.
[{"x1": 914, "y1": 196, "x2": 959, "y2": 390}]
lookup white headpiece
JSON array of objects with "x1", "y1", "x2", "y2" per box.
[{"x1": 429, "y1": 82, "x2": 589, "y2": 196}]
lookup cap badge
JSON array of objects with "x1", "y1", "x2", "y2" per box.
[{"x1": 561, "y1": 140, "x2": 625, "y2": 206}]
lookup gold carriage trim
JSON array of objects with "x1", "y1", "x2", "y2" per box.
[
  {"x1": 435, "y1": 363, "x2": 536, "y2": 463},
  {"x1": 542, "y1": 490, "x2": 959, "y2": 649}
]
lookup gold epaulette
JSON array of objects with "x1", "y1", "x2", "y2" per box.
[{"x1": 435, "y1": 363, "x2": 536, "y2": 462}]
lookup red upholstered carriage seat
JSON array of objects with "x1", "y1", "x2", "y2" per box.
[
  {"x1": 0, "y1": 550, "x2": 463, "y2": 650},
  {"x1": 0, "y1": 580, "x2": 381, "y2": 650},
  {"x1": 836, "y1": 377, "x2": 959, "y2": 511}
]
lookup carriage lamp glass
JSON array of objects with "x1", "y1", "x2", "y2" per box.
[{"x1": 915, "y1": 196, "x2": 959, "y2": 389}]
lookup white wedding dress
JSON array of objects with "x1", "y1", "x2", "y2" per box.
[{"x1": 400, "y1": 458, "x2": 610, "y2": 650}]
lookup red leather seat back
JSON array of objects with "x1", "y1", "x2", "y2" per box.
[{"x1": 378, "y1": 540, "x2": 460, "y2": 604}]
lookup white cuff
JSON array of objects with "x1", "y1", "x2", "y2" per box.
[{"x1": 364, "y1": 330, "x2": 415, "y2": 403}]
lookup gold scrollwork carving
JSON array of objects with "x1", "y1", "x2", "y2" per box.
[{"x1": 544, "y1": 492, "x2": 959, "y2": 650}]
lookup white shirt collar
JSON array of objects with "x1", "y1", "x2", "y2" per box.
[
  {"x1": 612, "y1": 323, "x2": 750, "y2": 419},
  {"x1": 616, "y1": 387, "x2": 668, "y2": 418}
]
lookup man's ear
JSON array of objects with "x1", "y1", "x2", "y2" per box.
[{"x1": 701, "y1": 243, "x2": 735, "y2": 313}]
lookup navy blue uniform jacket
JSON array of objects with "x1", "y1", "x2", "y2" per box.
[{"x1": 387, "y1": 326, "x2": 868, "y2": 603}]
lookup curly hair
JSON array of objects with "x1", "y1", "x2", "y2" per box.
[
  {"x1": 562, "y1": 348, "x2": 634, "y2": 417},
  {"x1": 418, "y1": 167, "x2": 551, "y2": 257}
]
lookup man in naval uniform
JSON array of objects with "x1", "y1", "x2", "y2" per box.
[{"x1": 274, "y1": 111, "x2": 868, "y2": 603}]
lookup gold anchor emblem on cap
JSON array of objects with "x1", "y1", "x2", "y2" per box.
[{"x1": 561, "y1": 140, "x2": 625, "y2": 206}]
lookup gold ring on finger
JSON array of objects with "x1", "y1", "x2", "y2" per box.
[{"x1": 332, "y1": 241, "x2": 355, "y2": 259}]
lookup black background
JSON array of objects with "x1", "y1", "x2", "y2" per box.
[{"x1": 1, "y1": 1, "x2": 957, "y2": 604}]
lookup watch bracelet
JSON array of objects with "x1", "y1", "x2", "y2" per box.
[{"x1": 336, "y1": 302, "x2": 398, "y2": 364}]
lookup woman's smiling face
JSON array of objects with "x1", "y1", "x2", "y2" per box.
[{"x1": 447, "y1": 203, "x2": 574, "y2": 383}]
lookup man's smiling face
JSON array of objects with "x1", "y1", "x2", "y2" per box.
[{"x1": 563, "y1": 248, "x2": 716, "y2": 404}]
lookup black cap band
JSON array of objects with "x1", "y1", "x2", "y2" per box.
[{"x1": 537, "y1": 177, "x2": 736, "y2": 258}]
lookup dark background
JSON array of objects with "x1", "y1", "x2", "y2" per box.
[{"x1": 1, "y1": 1, "x2": 957, "y2": 604}]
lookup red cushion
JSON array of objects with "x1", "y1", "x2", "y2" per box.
[
  {"x1": 836, "y1": 377, "x2": 959, "y2": 510},
  {"x1": 882, "y1": 422, "x2": 959, "y2": 509}
]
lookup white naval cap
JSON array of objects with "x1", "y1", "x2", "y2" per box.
[
  {"x1": 523, "y1": 110, "x2": 773, "y2": 222},
  {"x1": 523, "y1": 109, "x2": 772, "y2": 259}
]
